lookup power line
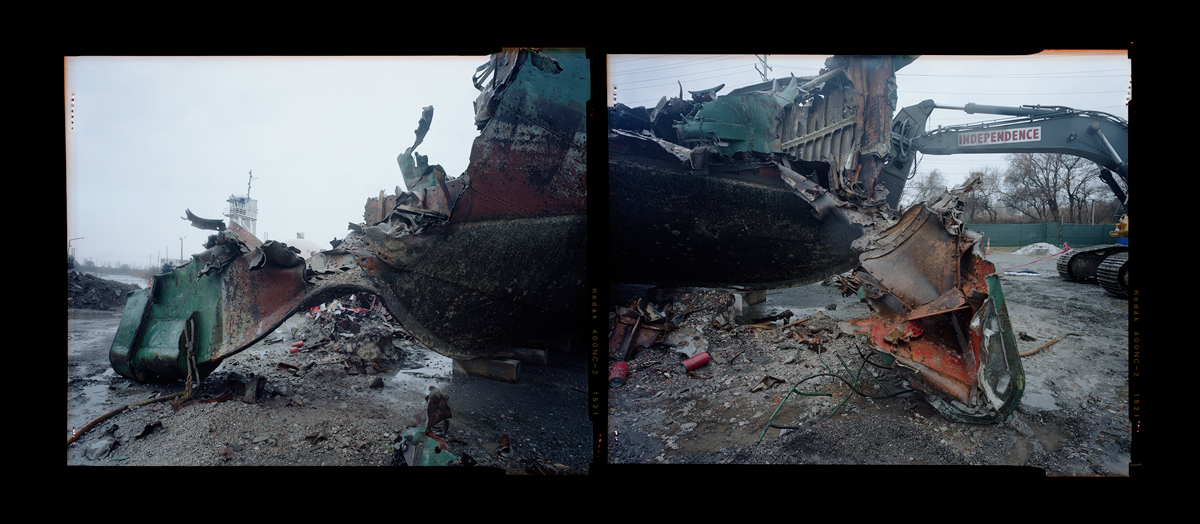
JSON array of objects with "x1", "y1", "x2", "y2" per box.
[
  {"x1": 899, "y1": 69, "x2": 1129, "y2": 79},
  {"x1": 903, "y1": 89, "x2": 1126, "y2": 96},
  {"x1": 607, "y1": 55, "x2": 747, "y2": 76},
  {"x1": 611, "y1": 62, "x2": 755, "y2": 86}
]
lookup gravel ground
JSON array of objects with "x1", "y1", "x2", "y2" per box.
[
  {"x1": 68, "y1": 309, "x2": 591, "y2": 472},
  {"x1": 606, "y1": 246, "x2": 1135, "y2": 475}
]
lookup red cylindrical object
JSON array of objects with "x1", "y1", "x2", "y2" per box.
[
  {"x1": 683, "y1": 352, "x2": 710, "y2": 371},
  {"x1": 609, "y1": 362, "x2": 629, "y2": 388},
  {"x1": 291, "y1": 341, "x2": 304, "y2": 348}
]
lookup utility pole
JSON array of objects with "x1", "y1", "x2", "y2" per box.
[
  {"x1": 68, "y1": 237, "x2": 83, "y2": 264},
  {"x1": 180, "y1": 236, "x2": 186, "y2": 264},
  {"x1": 755, "y1": 54, "x2": 772, "y2": 82}
]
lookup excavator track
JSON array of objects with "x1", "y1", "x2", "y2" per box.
[
  {"x1": 1057, "y1": 244, "x2": 1127, "y2": 282},
  {"x1": 1097, "y1": 251, "x2": 1129, "y2": 297}
]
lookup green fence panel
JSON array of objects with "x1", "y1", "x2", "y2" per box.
[
  {"x1": 966, "y1": 223, "x2": 1042, "y2": 247},
  {"x1": 965, "y1": 222, "x2": 1119, "y2": 248},
  {"x1": 1062, "y1": 223, "x2": 1119, "y2": 248}
]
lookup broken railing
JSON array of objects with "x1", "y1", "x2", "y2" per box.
[{"x1": 608, "y1": 55, "x2": 1022, "y2": 423}]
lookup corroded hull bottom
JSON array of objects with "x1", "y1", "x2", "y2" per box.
[
  {"x1": 362, "y1": 214, "x2": 587, "y2": 361},
  {"x1": 609, "y1": 159, "x2": 861, "y2": 289},
  {"x1": 110, "y1": 214, "x2": 586, "y2": 382}
]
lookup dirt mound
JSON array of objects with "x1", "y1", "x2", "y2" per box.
[{"x1": 67, "y1": 271, "x2": 142, "y2": 311}]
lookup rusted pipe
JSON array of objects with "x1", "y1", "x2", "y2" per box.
[
  {"x1": 67, "y1": 392, "x2": 185, "y2": 446},
  {"x1": 1019, "y1": 333, "x2": 1079, "y2": 357}
]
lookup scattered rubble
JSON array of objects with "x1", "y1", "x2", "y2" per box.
[
  {"x1": 84, "y1": 425, "x2": 120, "y2": 460},
  {"x1": 607, "y1": 249, "x2": 1131, "y2": 474},
  {"x1": 70, "y1": 289, "x2": 590, "y2": 471}
]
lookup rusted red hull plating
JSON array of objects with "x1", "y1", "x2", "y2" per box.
[{"x1": 840, "y1": 203, "x2": 999, "y2": 406}]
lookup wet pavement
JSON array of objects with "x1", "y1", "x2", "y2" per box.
[{"x1": 68, "y1": 308, "x2": 591, "y2": 471}]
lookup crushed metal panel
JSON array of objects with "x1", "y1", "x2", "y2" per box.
[
  {"x1": 837, "y1": 179, "x2": 1023, "y2": 423},
  {"x1": 780, "y1": 74, "x2": 860, "y2": 176},
  {"x1": 609, "y1": 304, "x2": 676, "y2": 361},
  {"x1": 675, "y1": 75, "x2": 803, "y2": 154},
  {"x1": 396, "y1": 386, "x2": 463, "y2": 466},
  {"x1": 455, "y1": 48, "x2": 588, "y2": 221}
]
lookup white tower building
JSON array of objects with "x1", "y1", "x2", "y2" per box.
[{"x1": 224, "y1": 172, "x2": 259, "y2": 236}]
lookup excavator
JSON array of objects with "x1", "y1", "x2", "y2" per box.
[{"x1": 884, "y1": 99, "x2": 1129, "y2": 297}]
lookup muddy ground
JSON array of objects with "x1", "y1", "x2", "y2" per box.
[
  {"x1": 67, "y1": 305, "x2": 590, "y2": 472},
  {"x1": 607, "y1": 246, "x2": 1134, "y2": 475}
]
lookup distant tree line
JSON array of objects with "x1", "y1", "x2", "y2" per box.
[
  {"x1": 898, "y1": 152, "x2": 1126, "y2": 224},
  {"x1": 73, "y1": 258, "x2": 158, "y2": 279}
]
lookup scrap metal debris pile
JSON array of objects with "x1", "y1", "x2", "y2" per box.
[
  {"x1": 609, "y1": 290, "x2": 844, "y2": 381},
  {"x1": 68, "y1": 271, "x2": 142, "y2": 311},
  {"x1": 390, "y1": 385, "x2": 473, "y2": 466},
  {"x1": 289, "y1": 293, "x2": 411, "y2": 363},
  {"x1": 607, "y1": 289, "x2": 896, "y2": 449},
  {"x1": 608, "y1": 55, "x2": 1024, "y2": 424}
]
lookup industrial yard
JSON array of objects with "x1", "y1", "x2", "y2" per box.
[{"x1": 606, "y1": 246, "x2": 1132, "y2": 474}]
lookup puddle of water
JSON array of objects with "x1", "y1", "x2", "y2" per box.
[
  {"x1": 98, "y1": 273, "x2": 151, "y2": 289},
  {"x1": 1102, "y1": 452, "x2": 1131, "y2": 476},
  {"x1": 68, "y1": 310, "x2": 124, "y2": 321},
  {"x1": 88, "y1": 368, "x2": 117, "y2": 381},
  {"x1": 665, "y1": 396, "x2": 809, "y2": 456},
  {"x1": 388, "y1": 346, "x2": 452, "y2": 403},
  {"x1": 69, "y1": 380, "x2": 117, "y2": 436},
  {"x1": 1002, "y1": 437, "x2": 1032, "y2": 466},
  {"x1": 1026, "y1": 420, "x2": 1069, "y2": 452},
  {"x1": 668, "y1": 419, "x2": 756, "y2": 456},
  {"x1": 1021, "y1": 390, "x2": 1059, "y2": 411},
  {"x1": 744, "y1": 282, "x2": 869, "y2": 322},
  {"x1": 1020, "y1": 375, "x2": 1059, "y2": 411},
  {"x1": 1065, "y1": 375, "x2": 1101, "y2": 399}
]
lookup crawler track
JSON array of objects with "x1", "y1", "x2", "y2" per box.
[
  {"x1": 1056, "y1": 244, "x2": 1128, "y2": 297},
  {"x1": 1057, "y1": 245, "x2": 1125, "y2": 280},
  {"x1": 1096, "y1": 251, "x2": 1129, "y2": 297}
]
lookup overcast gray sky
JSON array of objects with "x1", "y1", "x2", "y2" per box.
[
  {"x1": 67, "y1": 52, "x2": 1131, "y2": 268},
  {"x1": 67, "y1": 55, "x2": 491, "y2": 269},
  {"x1": 607, "y1": 50, "x2": 1130, "y2": 191}
]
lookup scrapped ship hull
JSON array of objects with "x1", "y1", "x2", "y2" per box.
[
  {"x1": 606, "y1": 55, "x2": 1022, "y2": 423},
  {"x1": 111, "y1": 49, "x2": 588, "y2": 382},
  {"x1": 609, "y1": 153, "x2": 860, "y2": 289}
]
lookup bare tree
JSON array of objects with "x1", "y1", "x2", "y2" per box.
[
  {"x1": 962, "y1": 166, "x2": 1002, "y2": 223},
  {"x1": 1000, "y1": 153, "x2": 1105, "y2": 223},
  {"x1": 899, "y1": 168, "x2": 947, "y2": 210}
]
